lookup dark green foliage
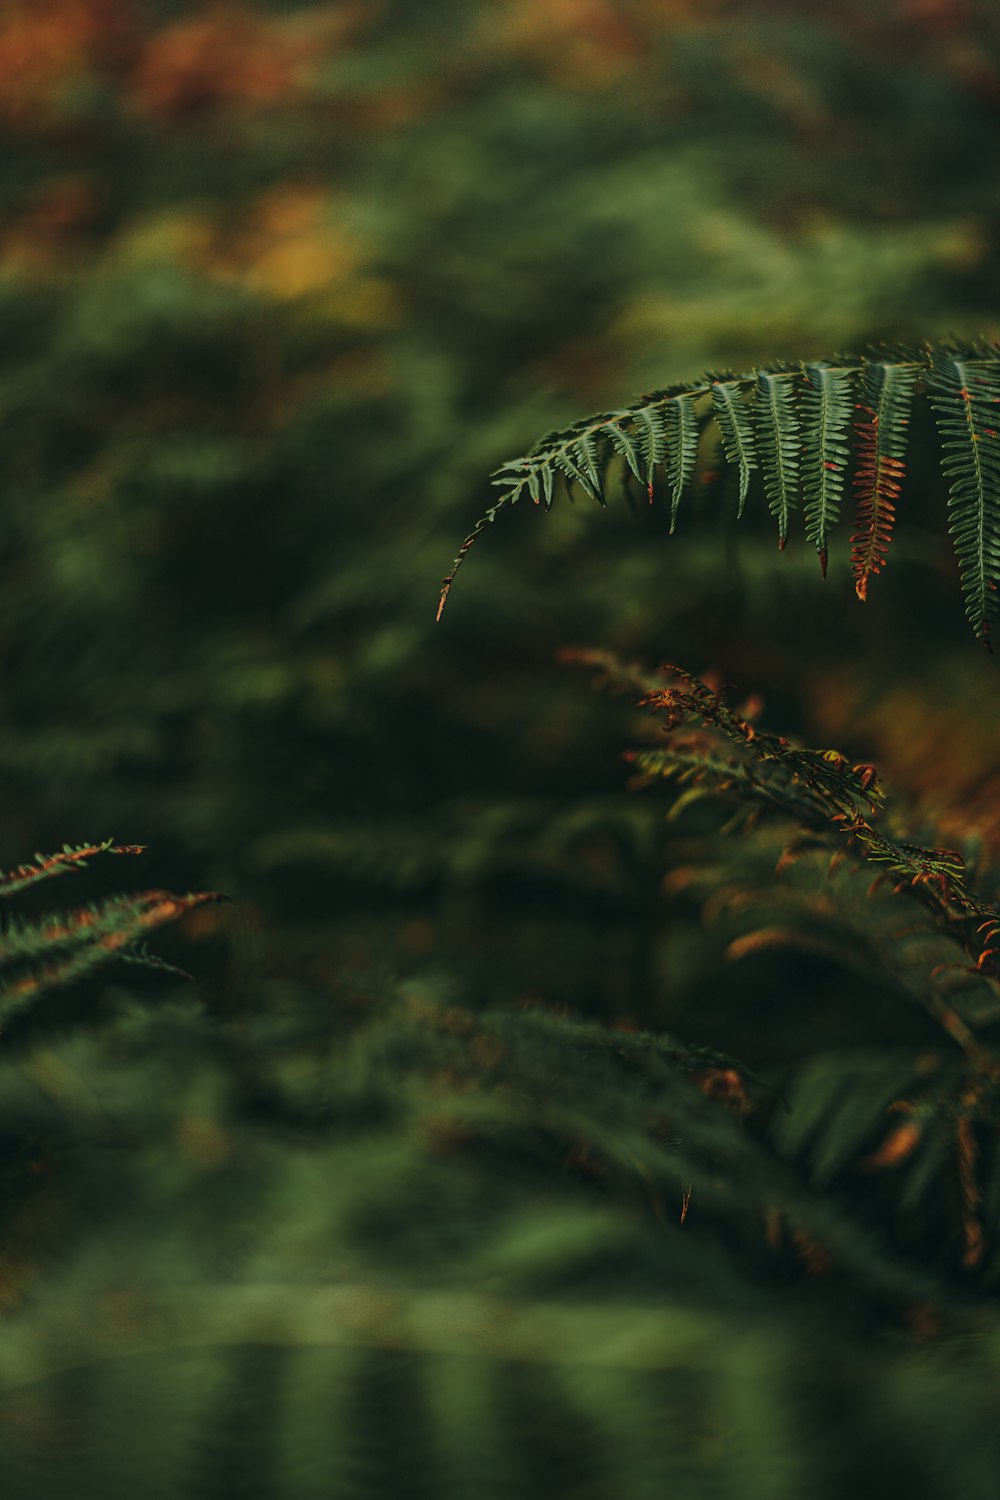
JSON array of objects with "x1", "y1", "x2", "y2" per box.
[
  {"x1": 442, "y1": 341, "x2": 1000, "y2": 645},
  {"x1": 0, "y1": 941, "x2": 999, "y2": 1497}
]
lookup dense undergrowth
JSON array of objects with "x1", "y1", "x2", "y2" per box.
[{"x1": 1, "y1": 2, "x2": 1000, "y2": 1496}]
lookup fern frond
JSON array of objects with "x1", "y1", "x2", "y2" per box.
[
  {"x1": 850, "y1": 358, "x2": 919, "y2": 602},
  {"x1": 442, "y1": 339, "x2": 1000, "y2": 643},
  {"x1": 801, "y1": 363, "x2": 857, "y2": 576},
  {"x1": 569, "y1": 650, "x2": 1000, "y2": 1005},
  {"x1": 556, "y1": 432, "x2": 606, "y2": 507},
  {"x1": 710, "y1": 377, "x2": 758, "y2": 517},
  {"x1": 928, "y1": 349, "x2": 1000, "y2": 650},
  {"x1": 0, "y1": 887, "x2": 227, "y2": 1023},
  {"x1": 770, "y1": 1047, "x2": 1000, "y2": 1278},
  {"x1": 753, "y1": 370, "x2": 801, "y2": 549},
  {"x1": 0, "y1": 841, "x2": 147, "y2": 898},
  {"x1": 771, "y1": 1049, "x2": 938, "y2": 1188}
]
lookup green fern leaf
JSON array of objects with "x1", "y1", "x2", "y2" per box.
[
  {"x1": 710, "y1": 378, "x2": 758, "y2": 518},
  {"x1": 850, "y1": 358, "x2": 919, "y2": 603},
  {"x1": 602, "y1": 415, "x2": 645, "y2": 492},
  {"x1": 928, "y1": 350, "x2": 1000, "y2": 650},
  {"x1": 524, "y1": 465, "x2": 544, "y2": 508},
  {"x1": 801, "y1": 363, "x2": 856, "y2": 576},
  {"x1": 628, "y1": 402, "x2": 670, "y2": 502},
  {"x1": 753, "y1": 371, "x2": 801, "y2": 548},
  {"x1": 665, "y1": 393, "x2": 700, "y2": 533},
  {"x1": 553, "y1": 440, "x2": 605, "y2": 506},
  {"x1": 571, "y1": 432, "x2": 607, "y2": 505}
]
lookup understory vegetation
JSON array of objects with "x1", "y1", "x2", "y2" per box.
[{"x1": 0, "y1": 3, "x2": 999, "y2": 1496}]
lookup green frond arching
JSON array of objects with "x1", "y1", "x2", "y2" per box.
[
  {"x1": 801, "y1": 362, "x2": 857, "y2": 576},
  {"x1": 850, "y1": 357, "x2": 920, "y2": 602},
  {"x1": 710, "y1": 376, "x2": 758, "y2": 517},
  {"x1": 438, "y1": 338, "x2": 1000, "y2": 647},
  {"x1": 928, "y1": 349, "x2": 1000, "y2": 651},
  {"x1": 753, "y1": 369, "x2": 801, "y2": 549}
]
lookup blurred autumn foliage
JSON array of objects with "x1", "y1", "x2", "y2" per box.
[{"x1": 0, "y1": 1, "x2": 350, "y2": 126}]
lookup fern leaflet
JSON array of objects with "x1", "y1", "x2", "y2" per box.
[
  {"x1": 665, "y1": 392, "x2": 700, "y2": 532},
  {"x1": 928, "y1": 350, "x2": 1000, "y2": 650},
  {"x1": 630, "y1": 401, "x2": 670, "y2": 501},
  {"x1": 801, "y1": 363, "x2": 856, "y2": 576},
  {"x1": 604, "y1": 416, "x2": 646, "y2": 492},
  {"x1": 710, "y1": 378, "x2": 758, "y2": 517},
  {"x1": 850, "y1": 358, "x2": 919, "y2": 602},
  {"x1": 753, "y1": 370, "x2": 801, "y2": 548}
]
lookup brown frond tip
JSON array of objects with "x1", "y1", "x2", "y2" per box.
[
  {"x1": 851, "y1": 405, "x2": 906, "y2": 601},
  {"x1": 437, "y1": 533, "x2": 478, "y2": 621}
]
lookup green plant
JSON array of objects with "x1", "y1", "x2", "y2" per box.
[
  {"x1": 0, "y1": 840, "x2": 225, "y2": 1030},
  {"x1": 434, "y1": 348, "x2": 1000, "y2": 1282},
  {"x1": 439, "y1": 340, "x2": 1000, "y2": 648},
  {"x1": 559, "y1": 646, "x2": 1000, "y2": 1271},
  {"x1": 3, "y1": 324, "x2": 1000, "y2": 1494}
]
